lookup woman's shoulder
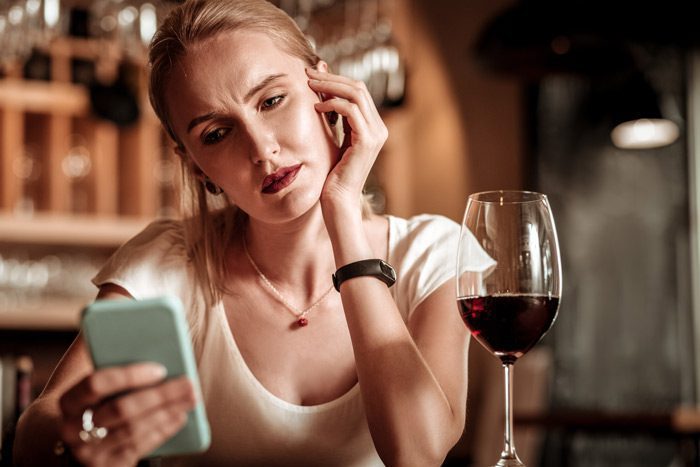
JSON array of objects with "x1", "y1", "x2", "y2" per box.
[
  {"x1": 385, "y1": 213, "x2": 459, "y2": 317},
  {"x1": 106, "y1": 218, "x2": 189, "y2": 268},
  {"x1": 387, "y1": 213, "x2": 459, "y2": 244},
  {"x1": 123, "y1": 218, "x2": 186, "y2": 251},
  {"x1": 118, "y1": 218, "x2": 190, "y2": 270},
  {"x1": 387, "y1": 213, "x2": 459, "y2": 274},
  {"x1": 92, "y1": 218, "x2": 190, "y2": 297}
]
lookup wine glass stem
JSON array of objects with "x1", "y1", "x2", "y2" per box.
[{"x1": 502, "y1": 363, "x2": 519, "y2": 460}]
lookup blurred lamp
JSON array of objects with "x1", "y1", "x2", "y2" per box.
[
  {"x1": 611, "y1": 118, "x2": 679, "y2": 149},
  {"x1": 44, "y1": 0, "x2": 60, "y2": 29},
  {"x1": 609, "y1": 73, "x2": 679, "y2": 149}
]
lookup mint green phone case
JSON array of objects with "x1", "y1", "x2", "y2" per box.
[{"x1": 81, "y1": 296, "x2": 211, "y2": 458}]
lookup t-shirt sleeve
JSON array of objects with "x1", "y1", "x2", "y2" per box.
[
  {"x1": 389, "y1": 215, "x2": 457, "y2": 319},
  {"x1": 92, "y1": 219, "x2": 192, "y2": 301},
  {"x1": 91, "y1": 219, "x2": 210, "y2": 354},
  {"x1": 390, "y1": 214, "x2": 495, "y2": 320}
]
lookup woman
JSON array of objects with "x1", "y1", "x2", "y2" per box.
[{"x1": 14, "y1": 1, "x2": 493, "y2": 465}]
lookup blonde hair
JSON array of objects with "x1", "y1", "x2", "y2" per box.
[{"x1": 148, "y1": 0, "x2": 374, "y2": 316}]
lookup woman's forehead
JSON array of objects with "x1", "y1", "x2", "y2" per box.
[
  {"x1": 187, "y1": 30, "x2": 299, "y2": 71},
  {"x1": 174, "y1": 30, "x2": 304, "y2": 93}
]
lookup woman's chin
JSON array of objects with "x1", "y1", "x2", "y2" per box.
[
  {"x1": 287, "y1": 190, "x2": 323, "y2": 217},
  {"x1": 253, "y1": 189, "x2": 322, "y2": 224}
]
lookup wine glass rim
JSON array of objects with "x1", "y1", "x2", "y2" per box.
[{"x1": 468, "y1": 190, "x2": 548, "y2": 204}]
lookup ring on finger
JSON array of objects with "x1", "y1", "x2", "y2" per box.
[{"x1": 78, "y1": 408, "x2": 108, "y2": 443}]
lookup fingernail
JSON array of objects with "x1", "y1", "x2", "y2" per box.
[{"x1": 148, "y1": 363, "x2": 167, "y2": 379}]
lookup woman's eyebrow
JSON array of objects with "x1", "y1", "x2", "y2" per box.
[
  {"x1": 187, "y1": 73, "x2": 288, "y2": 134},
  {"x1": 188, "y1": 112, "x2": 219, "y2": 133},
  {"x1": 244, "y1": 73, "x2": 287, "y2": 102}
]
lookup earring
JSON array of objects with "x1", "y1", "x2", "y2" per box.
[{"x1": 204, "y1": 178, "x2": 223, "y2": 195}]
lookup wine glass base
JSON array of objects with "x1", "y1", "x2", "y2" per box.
[{"x1": 490, "y1": 455, "x2": 525, "y2": 467}]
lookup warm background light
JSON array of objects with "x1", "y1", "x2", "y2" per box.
[{"x1": 611, "y1": 118, "x2": 680, "y2": 149}]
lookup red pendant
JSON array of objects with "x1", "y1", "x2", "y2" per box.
[{"x1": 297, "y1": 317, "x2": 309, "y2": 327}]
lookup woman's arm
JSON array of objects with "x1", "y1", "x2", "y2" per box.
[
  {"x1": 309, "y1": 67, "x2": 468, "y2": 466},
  {"x1": 326, "y1": 207, "x2": 468, "y2": 467},
  {"x1": 14, "y1": 286, "x2": 127, "y2": 465},
  {"x1": 13, "y1": 335, "x2": 92, "y2": 466},
  {"x1": 14, "y1": 285, "x2": 196, "y2": 467}
]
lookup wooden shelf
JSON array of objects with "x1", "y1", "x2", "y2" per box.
[
  {"x1": 0, "y1": 298, "x2": 84, "y2": 331},
  {"x1": 0, "y1": 78, "x2": 89, "y2": 115},
  {"x1": 0, "y1": 212, "x2": 151, "y2": 247},
  {"x1": 0, "y1": 38, "x2": 170, "y2": 339}
]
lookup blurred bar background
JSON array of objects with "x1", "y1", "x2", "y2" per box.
[{"x1": 0, "y1": 0, "x2": 697, "y2": 466}]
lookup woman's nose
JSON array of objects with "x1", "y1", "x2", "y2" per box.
[{"x1": 245, "y1": 123, "x2": 280, "y2": 164}]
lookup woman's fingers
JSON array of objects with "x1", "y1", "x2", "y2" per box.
[
  {"x1": 311, "y1": 87, "x2": 387, "y2": 149},
  {"x1": 60, "y1": 375, "x2": 194, "y2": 444},
  {"x1": 314, "y1": 99, "x2": 371, "y2": 143},
  {"x1": 59, "y1": 362, "x2": 167, "y2": 418},
  {"x1": 64, "y1": 376, "x2": 196, "y2": 467},
  {"x1": 307, "y1": 68, "x2": 388, "y2": 152},
  {"x1": 70, "y1": 397, "x2": 193, "y2": 466},
  {"x1": 93, "y1": 376, "x2": 195, "y2": 430},
  {"x1": 108, "y1": 398, "x2": 191, "y2": 454},
  {"x1": 307, "y1": 68, "x2": 382, "y2": 127},
  {"x1": 307, "y1": 67, "x2": 388, "y2": 207}
]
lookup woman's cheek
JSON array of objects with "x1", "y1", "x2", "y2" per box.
[
  {"x1": 192, "y1": 155, "x2": 224, "y2": 182},
  {"x1": 282, "y1": 96, "x2": 326, "y2": 148},
  {"x1": 286, "y1": 105, "x2": 314, "y2": 146},
  {"x1": 191, "y1": 147, "x2": 241, "y2": 190}
]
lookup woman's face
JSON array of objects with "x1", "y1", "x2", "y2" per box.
[{"x1": 166, "y1": 30, "x2": 337, "y2": 224}]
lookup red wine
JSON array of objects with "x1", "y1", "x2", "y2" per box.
[{"x1": 458, "y1": 294, "x2": 559, "y2": 364}]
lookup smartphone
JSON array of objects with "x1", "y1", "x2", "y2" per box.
[{"x1": 81, "y1": 296, "x2": 211, "y2": 458}]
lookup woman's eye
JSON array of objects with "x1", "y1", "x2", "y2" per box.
[
  {"x1": 202, "y1": 128, "x2": 229, "y2": 145},
  {"x1": 262, "y1": 95, "x2": 285, "y2": 109}
]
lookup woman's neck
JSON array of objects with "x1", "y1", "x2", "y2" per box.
[{"x1": 241, "y1": 205, "x2": 338, "y2": 296}]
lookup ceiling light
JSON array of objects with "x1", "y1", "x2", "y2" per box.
[
  {"x1": 609, "y1": 73, "x2": 679, "y2": 149},
  {"x1": 611, "y1": 118, "x2": 679, "y2": 149}
]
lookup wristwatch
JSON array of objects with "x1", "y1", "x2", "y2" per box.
[{"x1": 332, "y1": 259, "x2": 397, "y2": 292}]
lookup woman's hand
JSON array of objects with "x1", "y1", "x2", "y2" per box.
[
  {"x1": 57, "y1": 362, "x2": 196, "y2": 467},
  {"x1": 307, "y1": 67, "x2": 388, "y2": 212}
]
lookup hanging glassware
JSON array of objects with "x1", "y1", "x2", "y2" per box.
[
  {"x1": 0, "y1": 0, "x2": 63, "y2": 72},
  {"x1": 286, "y1": 0, "x2": 405, "y2": 108}
]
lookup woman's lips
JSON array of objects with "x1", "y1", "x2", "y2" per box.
[{"x1": 261, "y1": 164, "x2": 302, "y2": 194}]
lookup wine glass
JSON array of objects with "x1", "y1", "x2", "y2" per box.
[{"x1": 456, "y1": 190, "x2": 562, "y2": 467}]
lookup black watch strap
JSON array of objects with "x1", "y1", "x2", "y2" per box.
[{"x1": 332, "y1": 259, "x2": 397, "y2": 292}]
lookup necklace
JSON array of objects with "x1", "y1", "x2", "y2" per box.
[{"x1": 242, "y1": 236, "x2": 335, "y2": 328}]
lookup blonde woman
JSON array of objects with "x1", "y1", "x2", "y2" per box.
[{"x1": 14, "y1": 0, "x2": 493, "y2": 465}]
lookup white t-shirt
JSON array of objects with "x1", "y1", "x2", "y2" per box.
[{"x1": 92, "y1": 214, "x2": 493, "y2": 466}]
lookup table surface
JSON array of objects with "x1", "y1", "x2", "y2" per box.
[{"x1": 515, "y1": 407, "x2": 700, "y2": 436}]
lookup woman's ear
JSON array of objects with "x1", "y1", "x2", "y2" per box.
[{"x1": 315, "y1": 60, "x2": 329, "y2": 73}]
